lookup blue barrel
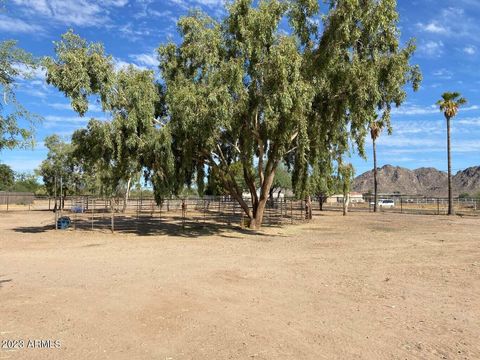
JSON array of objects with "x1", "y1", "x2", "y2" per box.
[{"x1": 57, "y1": 216, "x2": 71, "y2": 230}]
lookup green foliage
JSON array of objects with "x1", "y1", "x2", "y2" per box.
[
  {"x1": 45, "y1": 30, "x2": 161, "y2": 200},
  {"x1": 0, "y1": 163, "x2": 43, "y2": 193},
  {"x1": 37, "y1": 135, "x2": 88, "y2": 196},
  {"x1": 43, "y1": 30, "x2": 113, "y2": 116},
  {"x1": 308, "y1": 154, "x2": 336, "y2": 198},
  {"x1": 337, "y1": 162, "x2": 355, "y2": 195},
  {"x1": 12, "y1": 172, "x2": 42, "y2": 193},
  {"x1": 159, "y1": 1, "x2": 316, "y2": 225},
  {"x1": 437, "y1": 92, "x2": 467, "y2": 120},
  {"x1": 0, "y1": 163, "x2": 14, "y2": 190},
  {"x1": 0, "y1": 40, "x2": 40, "y2": 151},
  {"x1": 271, "y1": 164, "x2": 292, "y2": 193},
  {"x1": 459, "y1": 192, "x2": 470, "y2": 199},
  {"x1": 44, "y1": 1, "x2": 420, "y2": 228}
]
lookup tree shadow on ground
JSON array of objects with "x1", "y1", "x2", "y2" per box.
[
  {"x1": 12, "y1": 215, "x2": 284, "y2": 238},
  {"x1": 13, "y1": 224, "x2": 54, "y2": 233},
  {"x1": 0, "y1": 277, "x2": 12, "y2": 289}
]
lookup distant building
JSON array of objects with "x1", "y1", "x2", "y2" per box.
[
  {"x1": 326, "y1": 192, "x2": 364, "y2": 204},
  {"x1": 242, "y1": 191, "x2": 286, "y2": 200}
]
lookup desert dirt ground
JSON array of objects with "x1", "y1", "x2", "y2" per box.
[{"x1": 1, "y1": 210, "x2": 479, "y2": 360}]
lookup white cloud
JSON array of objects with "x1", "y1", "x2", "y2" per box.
[
  {"x1": 418, "y1": 41, "x2": 444, "y2": 57},
  {"x1": 44, "y1": 115, "x2": 91, "y2": 124},
  {"x1": 43, "y1": 115, "x2": 109, "y2": 128},
  {"x1": 133, "y1": 1, "x2": 174, "y2": 19},
  {"x1": 416, "y1": 7, "x2": 480, "y2": 42},
  {"x1": 377, "y1": 136, "x2": 442, "y2": 148},
  {"x1": 458, "y1": 117, "x2": 480, "y2": 126},
  {"x1": 392, "y1": 104, "x2": 479, "y2": 116},
  {"x1": 113, "y1": 57, "x2": 149, "y2": 71},
  {"x1": 104, "y1": 0, "x2": 129, "y2": 5},
  {"x1": 418, "y1": 22, "x2": 449, "y2": 34},
  {"x1": 13, "y1": 64, "x2": 47, "y2": 81},
  {"x1": 167, "y1": 0, "x2": 223, "y2": 9},
  {"x1": 129, "y1": 52, "x2": 158, "y2": 68},
  {"x1": 392, "y1": 119, "x2": 444, "y2": 136},
  {"x1": 463, "y1": 46, "x2": 476, "y2": 55},
  {"x1": 118, "y1": 22, "x2": 153, "y2": 40},
  {"x1": 392, "y1": 104, "x2": 438, "y2": 116},
  {"x1": 432, "y1": 68, "x2": 453, "y2": 80},
  {"x1": 11, "y1": 0, "x2": 128, "y2": 27},
  {"x1": 452, "y1": 140, "x2": 480, "y2": 153},
  {"x1": 0, "y1": 14, "x2": 45, "y2": 34}
]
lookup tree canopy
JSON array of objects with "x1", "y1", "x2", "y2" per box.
[
  {"x1": 0, "y1": 40, "x2": 39, "y2": 152},
  {"x1": 37, "y1": 135, "x2": 87, "y2": 197},
  {"x1": 437, "y1": 92, "x2": 467, "y2": 120},
  {"x1": 44, "y1": 0, "x2": 421, "y2": 229},
  {"x1": 44, "y1": 30, "x2": 162, "y2": 201},
  {"x1": 0, "y1": 163, "x2": 14, "y2": 190}
]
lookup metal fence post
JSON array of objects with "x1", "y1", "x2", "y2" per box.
[
  {"x1": 111, "y1": 198, "x2": 115, "y2": 233},
  {"x1": 204, "y1": 199, "x2": 206, "y2": 224},
  {"x1": 182, "y1": 199, "x2": 186, "y2": 229},
  {"x1": 290, "y1": 200, "x2": 293, "y2": 224}
]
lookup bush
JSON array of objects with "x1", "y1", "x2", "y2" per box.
[{"x1": 459, "y1": 193, "x2": 471, "y2": 199}]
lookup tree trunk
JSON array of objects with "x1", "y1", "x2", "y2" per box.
[
  {"x1": 343, "y1": 183, "x2": 349, "y2": 216},
  {"x1": 122, "y1": 177, "x2": 132, "y2": 213},
  {"x1": 373, "y1": 137, "x2": 378, "y2": 213},
  {"x1": 305, "y1": 195, "x2": 312, "y2": 220},
  {"x1": 318, "y1": 194, "x2": 324, "y2": 211},
  {"x1": 447, "y1": 116, "x2": 454, "y2": 215},
  {"x1": 269, "y1": 187, "x2": 275, "y2": 208},
  {"x1": 248, "y1": 165, "x2": 277, "y2": 229}
]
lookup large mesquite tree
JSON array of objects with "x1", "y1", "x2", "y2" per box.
[
  {"x1": 158, "y1": 3, "x2": 314, "y2": 228},
  {"x1": 44, "y1": 0, "x2": 420, "y2": 229},
  {"x1": 157, "y1": 0, "x2": 420, "y2": 228}
]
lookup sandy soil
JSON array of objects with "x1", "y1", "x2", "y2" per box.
[{"x1": 1, "y1": 210, "x2": 479, "y2": 360}]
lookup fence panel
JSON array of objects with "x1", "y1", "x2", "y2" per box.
[
  {"x1": 318, "y1": 195, "x2": 479, "y2": 216},
  {"x1": 45, "y1": 196, "x2": 311, "y2": 233}
]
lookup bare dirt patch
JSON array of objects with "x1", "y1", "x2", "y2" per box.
[{"x1": 1, "y1": 210, "x2": 479, "y2": 359}]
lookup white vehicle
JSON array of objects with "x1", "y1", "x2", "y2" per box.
[{"x1": 378, "y1": 199, "x2": 395, "y2": 208}]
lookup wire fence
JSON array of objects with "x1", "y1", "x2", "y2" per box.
[
  {"x1": 320, "y1": 195, "x2": 480, "y2": 216},
  {"x1": 30, "y1": 196, "x2": 311, "y2": 233},
  {"x1": 0, "y1": 191, "x2": 34, "y2": 209},
  {"x1": 1, "y1": 193, "x2": 479, "y2": 233}
]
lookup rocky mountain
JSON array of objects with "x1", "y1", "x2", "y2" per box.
[
  {"x1": 353, "y1": 165, "x2": 480, "y2": 197},
  {"x1": 453, "y1": 166, "x2": 480, "y2": 195}
]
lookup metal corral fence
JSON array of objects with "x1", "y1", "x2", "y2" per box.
[
  {"x1": 320, "y1": 195, "x2": 480, "y2": 216},
  {"x1": 47, "y1": 196, "x2": 311, "y2": 233},
  {"x1": 0, "y1": 191, "x2": 34, "y2": 210}
]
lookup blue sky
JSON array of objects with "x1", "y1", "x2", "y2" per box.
[{"x1": 1, "y1": 0, "x2": 479, "y2": 176}]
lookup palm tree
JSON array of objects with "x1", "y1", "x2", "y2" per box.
[
  {"x1": 436, "y1": 92, "x2": 467, "y2": 215},
  {"x1": 369, "y1": 120, "x2": 383, "y2": 213}
]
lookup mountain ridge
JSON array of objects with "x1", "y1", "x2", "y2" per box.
[{"x1": 353, "y1": 165, "x2": 480, "y2": 197}]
